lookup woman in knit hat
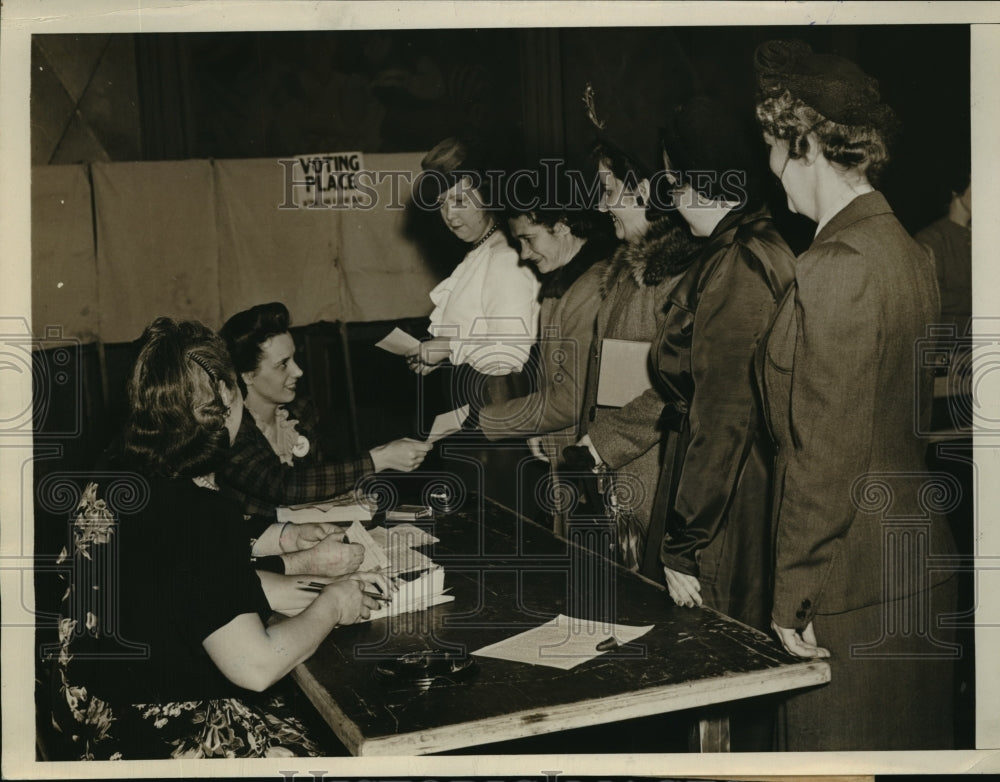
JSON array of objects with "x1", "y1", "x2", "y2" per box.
[{"x1": 754, "y1": 39, "x2": 958, "y2": 750}]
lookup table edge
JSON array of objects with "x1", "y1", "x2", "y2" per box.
[{"x1": 352, "y1": 658, "x2": 831, "y2": 756}]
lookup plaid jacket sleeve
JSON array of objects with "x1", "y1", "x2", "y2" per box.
[{"x1": 216, "y1": 402, "x2": 375, "y2": 517}]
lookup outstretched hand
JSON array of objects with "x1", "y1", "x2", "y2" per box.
[
  {"x1": 663, "y1": 566, "x2": 703, "y2": 608},
  {"x1": 370, "y1": 437, "x2": 434, "y2": 472},
  {"x1": 772, "y1": 620, "x2": 831, "y2": 658},
  {"x1": 405, "y1": 337, "x2": 449, "y2": 375}
]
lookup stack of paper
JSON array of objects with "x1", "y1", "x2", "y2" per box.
[
  {"x1": 277, "y1": 499, "x2": 374, "y2": 525},
  {"x1": 279, "y1": 519, "x2": 454, "y2": 621},
  {"x1": 368, "y1": 566, "x2": 454, "y2": 621}
]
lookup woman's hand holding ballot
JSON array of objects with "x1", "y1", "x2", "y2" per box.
[
  {"x1": 404, "y1": 337, "x2": 450, "y2": 375},
  {"x1": 369, "y1": 437, "x2": 434, "y2": 472}
]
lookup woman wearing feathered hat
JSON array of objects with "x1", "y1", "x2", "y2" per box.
[
  {"x1": 754, "y1": 39, "x2": 958, "y2": 750},
  {"x1": 567, "y1": 85, "x2": 702, "y2": 576}
]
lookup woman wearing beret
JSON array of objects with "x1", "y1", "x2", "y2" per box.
[
  {"x1": 754, "y1": 40, "x2": 958, "y2": 750},
  {"x1": 651, "y1": 96, "x2": 795, "y2": 639}
]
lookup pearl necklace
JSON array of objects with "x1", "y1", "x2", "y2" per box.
[{"x1": 470, "y1": 222, "x2": 498, "y2": 250}]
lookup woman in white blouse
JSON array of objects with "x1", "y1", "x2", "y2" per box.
[{"x1": 406, "y1": 137, "x2": 541, "y2": 409}]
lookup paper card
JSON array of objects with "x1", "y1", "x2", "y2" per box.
[
  {"x1": 386, "y1": 523, "x2": 439, "y2": 547},
  {"x1": 375, "y1": 326, "x2": 421, "y2": 355},
  {"x1": 596, "y1": 338, "x2": 653, "y2": 408},
  {"x1": 278, "y1": 566, "x2": 454, "y2": 621},
  {"x1": 386, "y1": 543, "x2": 435, "y2": 575},
  {"x1": 471, "y1": 614, "x2": 654, "y2": 670},
  {"x1": 343, "y1": 519, "x2": 390, "y2": 571},
  {"x1": 427, "y1": 404, "x2": 470, "y2": 443},
  {"x1": 276, "y1": 501, "x2": 373, "y2": 524}
]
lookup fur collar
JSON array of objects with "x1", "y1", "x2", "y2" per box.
[{"x1": 599, "y1": 217, "x2": 703, "y2": 297}]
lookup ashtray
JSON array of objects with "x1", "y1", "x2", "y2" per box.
[{"x1": 373, "y1": 649, "x2": 479, "y2": 690}]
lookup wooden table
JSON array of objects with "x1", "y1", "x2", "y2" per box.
[{"x1": 292, "y1": 496, "x2": 830, "y2": 755}]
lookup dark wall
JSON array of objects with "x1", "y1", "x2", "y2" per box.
[{"x1": 33, "y1": 27, "x2": 970, "y2": 238}]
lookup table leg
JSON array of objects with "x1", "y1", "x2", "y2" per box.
[{"x1": 690, "y1": 710, "x2": 730, "y2": 752}]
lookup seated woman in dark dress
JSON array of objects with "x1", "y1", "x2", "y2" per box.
[{"x1": 49, "y1": 318, "x2": 387, "y2": 759}]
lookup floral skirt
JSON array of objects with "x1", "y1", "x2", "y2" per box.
[{"x1": 50, "y1": 673, "x2": 326, "y2": 760}]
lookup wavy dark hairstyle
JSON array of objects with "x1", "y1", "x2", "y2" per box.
[
  {"x1": 502, "y1": 165, "x2": 607, "y2": 239},
  {"x1": 755, "y1": 91, "x2": 897, "y2": 185},
  {"x1": 123, "y1": 317, "x2": 237, "y2": 478},
  {"x1": 753, "y1": 39, "x2": 898, "y2": 186},
  {"x1": 220, "y1": 302, "x2": 292, "y2": 395},
  {"x1": 590, "y1": 139, "x2": 674, "y2": 221}
]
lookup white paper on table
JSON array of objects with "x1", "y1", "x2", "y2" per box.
[
  {"x1": 278, "y1": 566, "x2": 454, "y2": 621},
  {"x1": 386, "y1": 543, "x2": 435, "y2": 575},
  {"x1": 367, "y1": 524, "x2": 438, "y2": 551},
  {"x1": 343, "y1": 519, "x2": 389, "y2": 571},
  {"x1": 375, "y1": 327, "x2": 421, "y2": 355},
  {"x1": 427, "y1": 404, "x2": 470, "y2": 443},
  {"x1": 277, "y1": 500, "x2": 373, "y2": 524},
  {"x1": 471, "y1": 614, "x2": 654, "y2": 670},
  {"x1": 365, "y1": 524, "x2": 438, "y2": 574},
  {"x1": 387, "y1": 523, "x2": 439, "y2": 547}
]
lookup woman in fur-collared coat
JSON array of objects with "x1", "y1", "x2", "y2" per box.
[{"x1": 571, "y1": 140, "x2": 702, "y2": 579}]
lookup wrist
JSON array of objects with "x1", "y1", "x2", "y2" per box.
[
  {"x1": 313, "y1": 586, "x2": 344, "y2": 624},
  {"x1": 278, "y1": 521, "x2": 293, "y2": 553}
]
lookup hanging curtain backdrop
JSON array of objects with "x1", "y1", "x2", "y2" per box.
[
  {"x1": 31, "y1": 164, "x2": 99, "y2": 342},
  {"x1": 337, "y1": 152, "x2": 440, "y2": 322},
  {"x1": 31, "y1": 153, "x2": 437, "y2": 344},
  {"x1": 214, "y1": 157, "x2": 347, "y2": 327},
  {"x1": 92, "y1": 159, "x2": 221, "y2": 343}
]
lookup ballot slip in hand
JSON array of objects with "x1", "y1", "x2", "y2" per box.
[
  {"x1": 343, "y1": 519, "x2": 390, "y2": 572},
  {"x1": 375, "y1": 327, "x2": 421, "y2": 356},
  {"x1": 427, "y1": 405, "x2": 470, "y2": 443}
]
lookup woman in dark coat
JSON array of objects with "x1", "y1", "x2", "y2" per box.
[
  {"x1": 649, "y1": 96, "x2": 795, "y2": 635},
  {"x1": 754, "y1": 39, "x2": 959, "y2": 750}
]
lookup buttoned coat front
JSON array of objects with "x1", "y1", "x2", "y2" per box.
[
  {"x1": 650, "y1": 206, "x2": 795, "y2": 628},
  {"x1": 758, "y1": 191, "x2": 957, "y2": 630}
]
